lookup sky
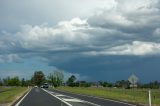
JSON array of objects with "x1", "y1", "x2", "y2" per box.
[{"x1": 0, "y1": 0, "x2": 160, "y2": 82}]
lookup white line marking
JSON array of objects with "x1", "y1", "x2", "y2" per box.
[
  {"x1": 48, "y1": 90, "x2": 101, "y2": 106},
  {"x1": 15, "y1": 88, "x2": 32, "y2": 106},
  {"x1": 55, "y1": 89, "x2": 137, "y2": 106},
  {"x1": 63, "y1": 95, "x2": 101, "y2": 106},
  {"x1": 42, "y1": 89, "x2": 72, "y2": 106},
  {"x1": 57, "y1": 95, "x2": 74, "y2": 99},
  {"x1": 80, "y1": 99, "x2": 101, "y2": 106},
  {"x1": 56, "y1": 94, "x2": 65, "y2": 96},
  {"x1": 62, "y1": 98, "x2": 83, "y2": 102},
  {"x1": 62, "y1": 98, "x2": 101, "y2": 106}
]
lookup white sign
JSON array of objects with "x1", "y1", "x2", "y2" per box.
[{"x1": 128, "y1": 74, "x2": 139, "y2": 87}]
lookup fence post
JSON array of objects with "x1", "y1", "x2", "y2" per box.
[{"x1": 149, "y1": 90, "x2": 151, "y2": 106}]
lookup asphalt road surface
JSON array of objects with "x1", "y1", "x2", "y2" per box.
[{"x1": 14, "y1": 87, "x2": 138, "y2": 106}]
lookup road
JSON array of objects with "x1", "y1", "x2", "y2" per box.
[{"x1": 14, "y1": 87, "x2": 137, "y2": 106}]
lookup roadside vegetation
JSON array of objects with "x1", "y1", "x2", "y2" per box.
[{"x1": 0, "y1": 87, "x2": 28, "y2": 105}]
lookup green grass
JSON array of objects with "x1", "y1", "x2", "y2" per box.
[
  {"x1": 0, "y1": 87, "x2": 28, "y2": 104},
  {"x1": 0, "y1": 87, "x2": 11, "y2": 92},
  {"x1": 56, "y1": 87, "x2": 160, "y2": 106}
]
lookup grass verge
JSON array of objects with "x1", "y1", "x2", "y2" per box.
[
  {"x1": 0, "y1": 87, "x2": 28, "y2": 105},
  {"x1": 57, "y1": 87, "x2": 160, "y2": 106}
]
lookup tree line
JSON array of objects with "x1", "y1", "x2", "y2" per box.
[
  {"x1": 0, "y1": 70, "x2": 160, "y2": 89},
  {"x1": 0, "y1": 70, "x2": 69, "y2": 87}
]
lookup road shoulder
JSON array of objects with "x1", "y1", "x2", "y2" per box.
[{"x1": 11, "y1": 87, "x2": 31, "y2": 106}]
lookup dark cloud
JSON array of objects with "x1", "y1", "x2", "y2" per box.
[
  {"x1": 47, "y1": 54, "x2": 160, "y2": 82},
  {"x1": 0, "y1": 0, "x2": 160, "y2": 82}
]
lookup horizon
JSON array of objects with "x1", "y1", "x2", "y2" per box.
[
  {"x1": 0, "y1": 0, "x2": 160, "y2": 83},
  {"x1": 0, "y1": 71, "x2": 158, "y2": 84}
]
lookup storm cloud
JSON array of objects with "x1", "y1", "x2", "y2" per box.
[{"x1": 0, "y1": 0, "x2": 160, "y2": 82}]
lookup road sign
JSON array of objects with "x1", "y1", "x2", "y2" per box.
[{"x1": 128, "y1": 74, "x2": 139, "y2": 88}]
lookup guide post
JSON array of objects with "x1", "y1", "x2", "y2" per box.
[{"x1": 149, "y1": 90, "x2": 151, "y2": 106}]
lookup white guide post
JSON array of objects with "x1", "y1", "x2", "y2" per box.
[{"x1": 149, "y1": 90, "x2": 151, "y2": 106}]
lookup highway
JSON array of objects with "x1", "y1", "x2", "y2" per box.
[{"x1": 14, "y1": 87, "x2": 137, "y2": 106}]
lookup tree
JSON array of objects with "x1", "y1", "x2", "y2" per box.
[
  {"x1": 78, "y1": 81, "x2": 91, "y2": 87},
  {"x1": 115, "y1": 80, "x2": 130, "y2": 88},
  {"x1": 0, "y1": 78, "x2": 3, "y2": 86},
  {"x1": 47, "y1": 70, "x2": 64, "y2": 87},
  {"x1": 8, "y1": 76, "x2": 21, "y2": 86},
  {"x1": 47, "y1": 73, "x2": 55, "y2": 87},
  {"x1": 21, "y1": 78, "x2": 26, "y2": 87},
  {"x1": 3, "y1": 77, "x2": 10, "y2": 86},
  {"x1": 67, "y1": 75, "x2": 76, "y2": 86},
  {"x1": 99, "y1": 81, "x2": 113, "y2": 87},
  {"x1": 25, "y1": 80, "x2": 33, "y2": 86},
  {"x1": 149, "y1": 81, "x2": 160, "y2": 89},
  {"x1": 32, "y1": 71, "x2": 45, "y2": 86}
]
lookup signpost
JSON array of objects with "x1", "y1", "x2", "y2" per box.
[
  {"x1": 128, "y1": 74, "x2": 139, "y2": 102},
  {"x1": 128, "y1": 74, "x2": 139, "y2": 88}
]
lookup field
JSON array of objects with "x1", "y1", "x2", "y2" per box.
[
  {"x1": 0, "y1": 87, "x2": 28, "y2": 105},
  {"x1": 57, "y1": 87, "x2": 160, "y2": 106}
]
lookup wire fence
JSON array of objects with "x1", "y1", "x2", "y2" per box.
[{"x1": 103, "y1": 88, "x2": 160, "y2": 106}]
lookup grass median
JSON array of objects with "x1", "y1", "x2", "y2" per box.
[
  {"x1": 0, "y1": 87, "x2": 28, "y2": 105},
  {"x1": 56, "y1": 87, "x2": 160, "y2": 106}
]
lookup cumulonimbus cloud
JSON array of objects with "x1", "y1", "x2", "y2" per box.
[
  {"x1": 83, "y1": 41, "x2": 160, "y2": 56},
  {"x1": 0, "y1": 0, "x2": 160, "y2": 63}
]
